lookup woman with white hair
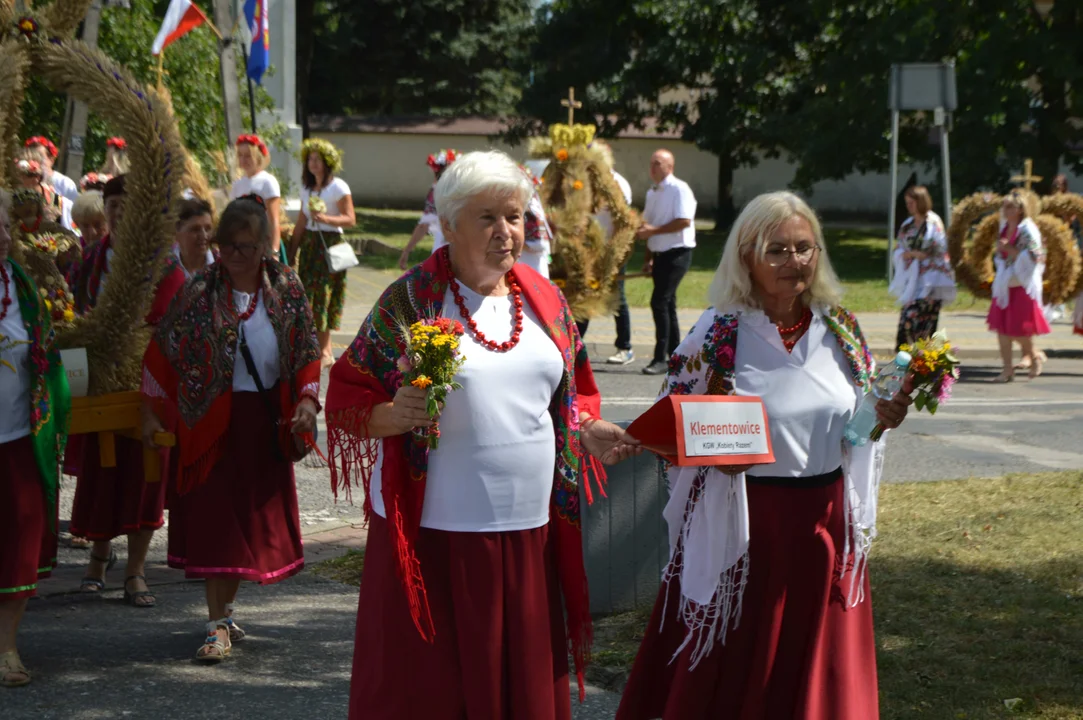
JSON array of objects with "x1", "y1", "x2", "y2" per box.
[
  {"x1": 987, "y1": 191, "x2": 1051, "y2": 381},
  {"x1": 327, "y1": 150, "x2": 640, "y2": 718},
  {"x1": 617, "y1": 192, "x2": 913, "y2": 720}
]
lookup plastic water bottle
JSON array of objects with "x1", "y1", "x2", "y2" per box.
[{"x1": 844, "y1": 351, "x2": 911, "y2": 446}]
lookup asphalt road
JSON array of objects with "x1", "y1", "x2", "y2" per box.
[{"x1": 588, "y1": 356, "x2": 1083, "y2": 483}]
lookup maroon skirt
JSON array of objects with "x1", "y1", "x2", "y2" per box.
[
  {"x1": 167, "y1": 389, "x2": 303, "y2": 583},
  {"x1": 0, "y1": 436, "x2": 57, "y2": 600},
  {"x1": 617, "y1": 472, "x2": 879, "y2": 720},
  {"x1": 349, "y1": 513, "x2": 571, "y2": 720},
  {"x1": 69, "y1": 434, "x2": 168, "y2": 541}
]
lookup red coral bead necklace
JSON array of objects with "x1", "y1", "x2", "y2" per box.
[
  {"x1": 776, "y1": 306, "x2": 812, "y2": 353},
  {"x1": 448, "y1": 273, "x2": 523, "y2": 353}
]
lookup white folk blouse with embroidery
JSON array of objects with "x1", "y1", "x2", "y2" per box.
[
  {"x1": 231, "y1": 290, "x2": 280, "y2": 392},
  {"x1": 0, "y1": 260, "x2": 32, "y2": 443},
  {"x1": 368, "y1": 283, "x2": 565, "y2": 532},
  {"x1": 735, "y1": 309, "x2": 863, "y2": 478}
]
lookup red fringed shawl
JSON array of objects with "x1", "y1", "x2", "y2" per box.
[
  {"x1": 70, "y1": 234, "x2": 186, "y2": 323},
  {"x1": 325, "y1": 247, "x2": 607, "y2": 701},
  {"x1": 141, "y1": 260, "x2": 322, "y2": 494}
]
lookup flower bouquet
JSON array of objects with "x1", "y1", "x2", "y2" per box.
[
  {"x1": 308, "y1": 196, "x2": 327, "y2": 216},
  {"x1": 869, "y1": 329, "x2": 960, "y2": 441},
  {"x1": 397, "y1": 317, "x2": 467, "y2": 449}
]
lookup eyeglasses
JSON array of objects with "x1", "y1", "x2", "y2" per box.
[
  {"x1": 218, "y1": 242, "x2": 262, "y2": 259},
  {"x1": 764, "y1": 245, "x2": 820, "y2": 267}
]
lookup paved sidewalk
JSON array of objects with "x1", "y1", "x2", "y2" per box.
[
  {"x1": 15, "y1": 503, "x2": 623, "y2": 719},
  {"x1": 333, "y1": 264, "x2": 1083, "y2": 360}
]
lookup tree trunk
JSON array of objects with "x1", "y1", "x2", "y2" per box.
[
  {"x1": 715, "y1": 155, "x2": 737, "y2": 230},
  {"x1": 296, "y1": 0, "x2": 316, "y2": 138}
]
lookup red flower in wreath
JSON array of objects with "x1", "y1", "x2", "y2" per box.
[
  {"x1": 24, "y1": 135, "x2": 57, "y2": 158},
  {"x1": 106, "y1": 137, "x2": 127, "y2": 151},
  {"x1": 16, "y1": 17, "x2": 39, "y2": 39},
  {"x1": 236, "y1": 134, "x2": 269, "y2": 157}
]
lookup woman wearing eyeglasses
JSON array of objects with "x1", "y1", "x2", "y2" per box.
[
  {"x1": 617, "y1": 192, "x2": 914, "y2": 720},
  {"x1": 141, "y1": 196, "x2": 321, "y2": 663}
]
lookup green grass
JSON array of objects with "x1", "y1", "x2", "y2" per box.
[
  {"x1": 585, "y1": 472, "x2": 1083, "y2": 718},
  {"x1": 311, "y1": 548, "x2": 365, "y2": 585},
  {"x1": 348, "y1": 209, "x2": 990, "y2": 314}
]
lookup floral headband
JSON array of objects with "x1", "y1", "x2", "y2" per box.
[
  {"x1": 80, "y1": 172, "x2": 112, "y2": 191},
  {"x1": 299, "y1": 138, "x2": 343, "y2": 174},
  {"x1": 519, "y1": 164, "x2": 541, "y2": 187},
  {"x1": 14, "y1": 158, "x2": 43, "y2": 177},
  {"x1": 426, "y1": 148, "x2": 459, "y2": 173},
  {"x1": 25, "y1": 135, "x2": 58, "y2": 158},
  {"x1": 106, "y1": 137, "x2": 127, "y2": 151},
  {"x1": 237, "y1": 134, "x2": 269, "y2": 157}
]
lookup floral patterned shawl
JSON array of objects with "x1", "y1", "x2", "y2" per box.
[
  {"x1": 655, "y1": 305, "x2": 884, "y2": 667},
  {"x1": 890, "y1": 211, "x2": 956, "y2": 306},
  {"x1": 325, "y1": 246, "x2": 605, "y2": 701},
  {"x1": 142, "y1": 259, "x2": 321, "y2": 494},
  {"x1": 10, "y1": 260, "x2": 70, "y2": 526}
]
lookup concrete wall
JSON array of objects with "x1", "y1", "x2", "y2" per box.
[{"x1": 312, "y1": 130, "x2": 930, "y2": 216}]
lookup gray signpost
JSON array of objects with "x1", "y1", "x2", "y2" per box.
[{"x1": 887, "y1": 62, "x2": 957, "y2": 280}]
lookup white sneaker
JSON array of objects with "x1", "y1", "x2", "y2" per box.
[{"x1": 607, "y1": 349, "x2": 635, "y2": 365}]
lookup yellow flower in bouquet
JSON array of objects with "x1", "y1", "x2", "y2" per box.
[
  {"x1": 899, "y1": 329, "x2": 961, "y2": 416},
  {"x1": 398, "y1": 317, "x2": 468, "y2": 449},
  {"x1": 308, "y1": 196, "x2": 327, "y2": 215}
]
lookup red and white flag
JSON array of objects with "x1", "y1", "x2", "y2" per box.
[{"x1": 151, "y1": 0, "x2": 208, "y2": 56}]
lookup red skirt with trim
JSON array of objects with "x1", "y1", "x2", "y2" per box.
[
  {"x1": 69, "y1": 434, "x2": 168, "y2": 541},
  {"x1": 616, "y1": 473, "x2": 879, "y2": 720},
  {"x1": 167, "y1": 388, "x2": 303, "y2": 584},
  {"x1": 0, "y1": 436, "x2": 57, "y2": 600},
  {"x1": 349, "y1": 513, "x2": 572, "y2": 720}
]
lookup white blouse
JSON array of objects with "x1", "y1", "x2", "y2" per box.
[
  {"x1": 172, "y1": 244, "x2": 216, "y2": 280},
  {"x1": 230, "y1": 171, "x2": 281, "y2": 203},
  {"x1": 0, "y1": 261, "x2": 32, "y2": 444},
  {"x1": 370, "y1": 284, "x2": 565, "y2": 532},
  {"x1": 231, "y1": 290, "x2": 280, "y2": 392},
  {"x1": 300, "y1": 178, "x2": 351, "y2": 234},
  {"x1": 734, "y1": 309, "x2": 863, "y2": 478}
]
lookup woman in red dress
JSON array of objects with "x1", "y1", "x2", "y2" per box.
[
  {"x1": 68, "y1": 175, "x2": 185, "y2": 607},
  {"x1": 0, "y1": 193, "x2": 70, "y2": 687},
  {"x1": 616, "y1": 192, "x2": 914, "y2": 720},
  {"x1": 327, "y1": 150, "x2": 639, "y2": 719},
  {"x1": 142, "y1": 196, "x2": 321, "y2": 662}
]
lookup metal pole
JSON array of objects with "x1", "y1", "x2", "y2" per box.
[
  {"x1": 240, "y1": 44, "x2": 258, "y2": 133},
  {"x1": 213, "y1": 0, "x2": 244, "y2": 146},
  {"x1": 939, "y1": 123, "x2": 952, "y2": 227},
  {"x1": 887, "y1": 110, "x2": 900, "y2": 282},
  {"x1": 63, "y1": 0, "x2": 104, "y2": 178}
]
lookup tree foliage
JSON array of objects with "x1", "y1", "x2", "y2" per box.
[
  {"x1": 520, "y1": 0, "x2": 1083, "y2": 216},
  {"x1": 20, "y1": 0, "x2": 288, "y2": 187},
  {"x1": 518, "y1": 0, "x2": 813, "y2": 224},
  {"x1": 305, "y1": 0, "x2": 533, "y2": 117}
]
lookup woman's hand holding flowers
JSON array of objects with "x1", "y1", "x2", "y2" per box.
[{"x1": 874, "y1": 374, "x2": 914, "y2": 430}]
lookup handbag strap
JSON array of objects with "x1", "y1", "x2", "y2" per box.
[{"x1": 238, "y1": 324, "x2": 285, "y2": 462}]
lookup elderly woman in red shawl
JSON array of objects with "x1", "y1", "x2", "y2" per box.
[
  {"x1": 142, "y1": 196, "x2": 320, "y2": 662},
  {"x1": 68, "y1": 174, "x2": 186, "y2": 607},
  {"x1": 327, "y1": 150, "x2": 639, "y2": 719}
]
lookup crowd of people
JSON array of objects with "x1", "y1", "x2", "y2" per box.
[{"x1": 0, "y1": 129, "x2": 1078, "y2": 720}]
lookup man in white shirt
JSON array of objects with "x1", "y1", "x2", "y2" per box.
[
  {"x1": 636, "y1": 149, "x2": 696, "y2": 375},
  {"x1": 590, "y1": 140, "x2": 637, "y2": 364}
]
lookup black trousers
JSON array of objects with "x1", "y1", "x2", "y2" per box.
[
  {"x1": 613, "y1": 262, "x2": 631, "y2": 351},
  {"x1": 650, "y1": 247, "x2": 693, "y2": 362}
]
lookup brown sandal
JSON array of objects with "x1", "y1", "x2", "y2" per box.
[
  {"x1": 195, "y1": 620, "x2": 231, "y2": 664},
  {"x1": 0, "y1": 651, "x2": 30, "y2": 688}
]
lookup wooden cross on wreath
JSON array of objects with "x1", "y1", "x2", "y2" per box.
[
  {"x1": 561, "y1": 86, "x2": 582, "y2": 125},
  {"x1": 1010, "y1": 158, "x2": 1042, "y2": 191}
]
